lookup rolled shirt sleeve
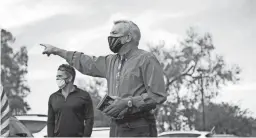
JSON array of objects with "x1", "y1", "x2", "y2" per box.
[
  {"x1": 131, "y1": 54, "x2": 167, "y2": 112},
  {"x1": 65, "y1": 51, "x2": 110, "y2": 78}
]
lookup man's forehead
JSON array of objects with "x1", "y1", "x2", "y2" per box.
[
  {"x1": 57, "y1": 70, "x2": 67, "y2": 76},
  {"x1": 111, "y1": 23, "x2": 127, "y2": 33}
]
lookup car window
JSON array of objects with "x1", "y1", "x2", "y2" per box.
[
  {"x1": 19, "y1": 120, "x2": 47, "y2": 133},
  {"x1": 159, "y1": 133, "x2": 201, "y2": 137}
]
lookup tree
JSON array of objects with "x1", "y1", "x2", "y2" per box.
[
  {"x1": 1, "y1": 29, "x2": 31, "y2": 115},
  {"x1": 75, "y1": 77, "x2": 110, "y2": 127},
  {"x1": 195, "y1": 102, "x2": 255, "y2": 136},
  {"x1": 149, "y1": 27, "x2": 241, "y2": 132}
]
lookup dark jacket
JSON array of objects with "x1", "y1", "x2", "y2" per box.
[{"x1": 47, "y1": 86, "x2": 94, "y2": 137}]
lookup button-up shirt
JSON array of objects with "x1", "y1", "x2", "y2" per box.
[
  {"x1": 65, "y1": 47, "x2": 167, "y2": 113},
  {"x1": 47, "y1": 86, "x2": 94, "y2": 137}
]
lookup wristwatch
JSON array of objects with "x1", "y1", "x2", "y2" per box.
[{"x1": 127, "y1": 97, "x2": 133, "y2": 108}]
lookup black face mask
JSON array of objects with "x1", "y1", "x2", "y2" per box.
[{"x1": 108, "y1": 36, "x2": 124, "y2": 53}]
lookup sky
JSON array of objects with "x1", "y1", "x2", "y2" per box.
[{"x1": 1, "y1": 0, "x2": 256, "y2": 116}]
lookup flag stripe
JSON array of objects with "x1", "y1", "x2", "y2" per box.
[
  {"x1": 1, "y1": 89, "x2": 4, "y2": 100},
  {"x1": 1, "y1": 86, "x2": 10, "y2": 137},
  {"x1": 1, "y1": 99, "x2": 8, "y2": 113},
  {"x1": 1, "y1": 118, "x2": 9, "y2": 130},
  {"x1": 1, "y1": 93, "x2": 7, "y2": 108},
  {"x1": 2, "y1": 130, "x2": 9, "y2": 137},
  {"x1": 1, "y1": 105, "x2": 9, "y2": 119},
  {"x1": 1, "y1": 127, "x2": 9, "y2": 137},
  {"x1": 1, "y1": 110, "x2": 10, "y2": 125}
]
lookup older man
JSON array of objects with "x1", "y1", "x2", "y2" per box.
[{"x1": 40, "y1": 20, "x2": 167, "y2": 137}]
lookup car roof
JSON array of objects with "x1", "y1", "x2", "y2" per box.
[
  {"x1": 15, "y1": 114, "x2": 47, "y2": 121},
  {"x1": 158, "y1": 130, "x2": 211, "y2": 136}
]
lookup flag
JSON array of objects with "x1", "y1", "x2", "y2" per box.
[{"x1": 0, "y1": 85, "x2": 10, "y2": 137}]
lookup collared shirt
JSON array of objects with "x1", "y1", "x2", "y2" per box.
[
  {"x1": 65, "y1": 47, "x2": 167, "y2": 113},
  {"x1": 47, "y1": 86, "x2": 94, "y2": 137}
]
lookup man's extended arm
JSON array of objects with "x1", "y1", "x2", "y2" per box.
[
  {"x1": 40, "y1": 44, "x2": 110, "y2": 78},
  {"x1": 47, "y1": 96, "x2": 55, "y2": 137},
  {"x1": 130, "y1": 54, "x2": 167, "y2": 113},
  {"x1": 65, "y1": 51, "x2": 110, "y2": 78},
  {"x1": 83, "y1": 94, "x2": 94, "y2": 137}
]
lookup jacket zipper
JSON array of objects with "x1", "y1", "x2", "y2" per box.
[{"x1": 62, "y1": 93, "x2": 70, "y2": 102}]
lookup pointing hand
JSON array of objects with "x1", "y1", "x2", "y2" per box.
[{"x1": 40, "y1": 44, "x2": 57, "y2": 56}]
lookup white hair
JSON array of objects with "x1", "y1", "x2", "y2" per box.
[{"x1": 114, "y1": 20, "x2": 141, "y2": 44}]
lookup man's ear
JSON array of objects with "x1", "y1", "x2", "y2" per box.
[
  {"x1": 70, "y1": 77, "x2": 74, "y2": 83},
  {"x1": 126, "y1": 33, "x2": 132, "y2": 42},
  {"x1": 67, "y1": 75, "x2": 73, "y2": 83}
]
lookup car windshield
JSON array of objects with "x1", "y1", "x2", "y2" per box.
[
  {"x1": 159, "y1": 133, "x2": 201, "y2": 137},
  {"x1": 19, "y1": 120, "x2": 46, "y2": 133}
]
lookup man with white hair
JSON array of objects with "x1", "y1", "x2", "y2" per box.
[{"x1": 40, "y1": 20, "x2": 167, "y2": 137}]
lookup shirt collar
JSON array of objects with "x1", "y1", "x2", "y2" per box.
[
  {"x1": 118, "y1": 47, "x2": 138, "y2": 60},
  {"x1": 57, "y1": 85, "x2": 78, "y2": 94}
]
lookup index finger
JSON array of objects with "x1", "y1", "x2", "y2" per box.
[{"x1": 39, "y1": 44, "x2": 47, "y2": 48}]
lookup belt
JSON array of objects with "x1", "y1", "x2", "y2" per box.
[{"x1": 113, "y1": 111, "x2": 153, "y2": 122}]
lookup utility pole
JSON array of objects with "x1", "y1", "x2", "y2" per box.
[
  {"x1": 197, "y1": 68, "x2": 206, "y2": 131},
  {"x1": 200, "y1": 72, "x2": 206, "y2": 131},
  {"x1": 198, "y1": 42, "x2": 206, "y2": 131}
]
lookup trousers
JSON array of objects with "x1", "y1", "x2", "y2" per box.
[{"x1": 109, "y1": 114, "x2": 157, "y2": 137}]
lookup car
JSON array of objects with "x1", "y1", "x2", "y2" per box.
[
  {"x1": 33, "y1": 126, "x2": 47, "y2": 138},
  {"x1": 15, "y1": 114, "x2": 47, "y2": 137},
  {"x1": 15, "y1": 114, "x2": 111, "y2": 137},
  {"x1": 158, "y1": 130, "x2": 213, "y2": 138},
  {"x1": 31, "y1": 126, "x2": 110, "y2": 137},
  {"x1": 9, "y1": 116, "x2": 34, "y2": 137},
  {"x1": 91, "y1": 127, "x2": 110, "y2": 137},
  {"x1": 211, "y1": 134, "x2": 237, "y2": 137}
]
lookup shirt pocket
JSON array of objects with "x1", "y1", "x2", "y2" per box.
[
  {"x1": 121, "y1": 69, "x2": 142, "y2": 90},
  {"x1": 122, "y1": 67, "x2": 141, "y2": 80}
]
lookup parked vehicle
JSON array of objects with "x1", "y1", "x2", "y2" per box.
[
  {"x1": 211, "y1": 134, "x2": 237, "y2": 137},
  {"x1": 9, "y1": 116, "x2": 34, "y2": 137},
  {"x1": 15, "y1": 114, "x2": 111, "y2": 137},
  {"x1": 15, "y1": 114, "x2": 47, "y2": 137},
  {"x1": 158, "y1": 130, "x2": 213, "y2": 138},
  {"x1": 91, "y1": 127, "x2": 110, "y2": 137}
]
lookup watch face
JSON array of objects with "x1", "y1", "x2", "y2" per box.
[{"x1": 128, "y1": 100, "x2": 132, "y2": 107}]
